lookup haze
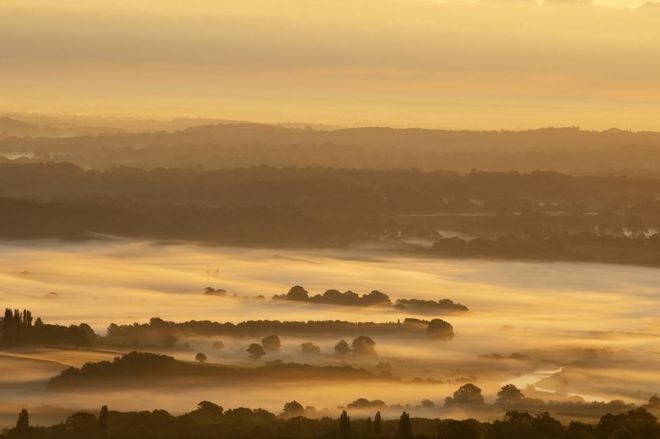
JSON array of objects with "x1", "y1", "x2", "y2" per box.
[
  {"x1": 1, "y1": 240, "x2": 659, "y2": 426},
  {"x1": 2, "y1": 1, "x2": 660, "y2": 437},
  {"x1": 2, "y1": 0, "x2": 660, "y2": 129}
]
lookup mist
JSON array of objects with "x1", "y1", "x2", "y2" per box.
[{"x1": 0, "y1": 239, "x2": 658, "y2": 428}]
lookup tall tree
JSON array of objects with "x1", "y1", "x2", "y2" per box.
[
  {"x1": 374, "y1": 411, "x2": 382, "y2": 437},
  {"x1": 98, "y1": 405, "x2": 109, "y2": 437},
  {"x1": 16, "y1": 409, "x2": 29, "y2": 432},
  {"x1": 397, "y1": 412, "x2": 412, "y2": 439},
  {"x1": 339, "y1": 410, "x2": 351, "y2": 436}
]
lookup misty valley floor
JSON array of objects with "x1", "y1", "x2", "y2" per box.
[{"x1": 0, "y1": 239, "x2": 659, "y2": 429}]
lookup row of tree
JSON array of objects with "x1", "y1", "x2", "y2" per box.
[
  {"x1": 1, "y1": 308, "x2": 95, "y2": 348},
  {"x1": 5, "y1": 401, "x2": 660, "y2": 438}
]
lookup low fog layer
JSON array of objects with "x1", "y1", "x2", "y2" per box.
[{"x1": 0, "y1": 239, "x2": 658, "y2": 427}]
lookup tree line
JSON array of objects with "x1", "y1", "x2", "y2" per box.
[
  {"x1": 4, "y1": 399, "x2": 660, "y2": 439},
  {"x1": 1, "y1": 308, "x2": 95, "y2": 348}
]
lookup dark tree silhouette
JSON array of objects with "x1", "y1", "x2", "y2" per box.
[
  {"x1": 445, "y1": 384, "x2": 485, "y2": 406},
  {"x1": 16, "y1": 409, "x2": 29, "y2": 432},
  {"x1": 64, "y1": 412, "x2": 97, "y2": 433},
  {"x1": 339, "y1": 410, "x2": 351, "y2": 436},
  {"x1": 195, "y1": 352, "x2": 207, "y2": 363},
  {"x1": 282, "y1": 401, "x2": 304, "y2": 417},
  {"x1": 283, "y1": 285, "x2": 309, "y2": 301},
  {"x1": 334, "y1": 339, "x2": 351, "y2": 356},
  {"x1": 301, "y1": 342, "x2": 321, "y2": 355},
  {"x1": 98, "y1": 405, "x2": 108, "y2": 437},
  {"x1": 489, "y1": 411, "x2": 564, "y2": 439},
  {"x1": 396, "y1": 412, "x2": 412, "y2": 439},
  {"x1": 648, "y1": 395, "x2": 660, "y2": 408},
  {"x1": 247, "y1": 343, "x2": 266, "y2": 359},
  {"x1": 262, "y1": 334, "x2": 281, "y2": 352},
  {"x1": 189, "y1": 401, "x2": 224, "y2": 419},
  {"x1": 496, "y1": 384, "x2": 525, "y2": 405},
  {"x1": 421, "y1": 399, "x2": 435, "y2": 408},
  {"x1": 352, "y1": 336, "x2": 377, "y2": 356},
  {"x1": 374, "y1": 411, "x2": 382, "y2": 437},
  {"x1": 438, "y1": 419, "x2": 487, "y2": 439}
]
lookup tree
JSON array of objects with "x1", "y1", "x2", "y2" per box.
[
  {"x1": 364, "y1": 290, "x2": 391, "y2": 305},
  {"x1": 16, "y1": 409, "x2": 29, "y2": 432},
  {"x1": 597, "y1": 408, "x2": 659, "y2": 439},
  {"x1": 334, "y1": 339, "x2": 351, "y2": 356},
  {"x1": 285, "y1": 285, "x2": 309, "y2": 301},
  {"x1": 366, "y1": 417, "x2": 373, "y2": 436},
  {"x1": 496, "y1": 384, "x2": 525, "y2": 405},
  {"x1": 489, "y1": 411, "x2": 563, "y2": 439},
  {"x1": 98, "y1": 405, "x2": 109, "y2": 437},
  {"x1": 439, "y1": 419, "x2": 486, "y2": 439},
  {"x1": 65, "y1": 412, "x2": 97, "y2": 433},
  {"x1": 396, "y1": 411, "x2": 412, "y2": 439},
  {"x1": 374, "y1": 411, "x2": 382, "y2": 436},
  {"x1": 195, "y1": 352, "x2": 207, "y2": 363},
  {"x1": 427, "y1": 318, "x2": 454, "y2": 339},
  {"x1": 352, "y1": 336, "x2": 377, "y2": 356},
  {"x1": 262, "y1": 334, "x2": 281, "y2": 352},
  {"x1": 190, "y1": 401, "x2": 223, "y2": 418},
  {"x1": 282, "y1": 400, "x2": 304, "y2": 417},
  {"x1": 301, "y1": 342, "x2": 321, "y2": 355},
  {"x1": 445, "y1": 384, "x2": 485, "y2": 406},
  {"x1": 339, "y1": 410, "x2": 351, "y2": 436},
  {"x1": 421, "y1": 399, "x2": 435, "y2": 408},
  {"x1": 247, "y1": 343, "x2": 266, "y2": 359}
]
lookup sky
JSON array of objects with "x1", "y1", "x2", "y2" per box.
[{"x1": 1, "y1": 0, "x2": 660, "y2": 129}]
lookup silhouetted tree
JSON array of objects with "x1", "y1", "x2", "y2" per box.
[
  {"x1": 64, "y1": 412, "x2": 97, "y2": 434},
  {"x1": 426, "y1": 318, "x2": 454, "y2": 339},
  {"x1": 15, "y1": 409, "x2": 29, "y2": 432},
  {"x1": 284, "y1": 285, "x2": 309, "y2": 301},
  {"x1": 247, "y1": 343, "x2": 266, "y2": 359},
  {"x1": 262, "y1": 334, "x2": 281, "y2": 352},
  {"x1": 195, "y1": 352, "x2": 207, "y2": 363},
  {"x1": 597, "y1": 408, "x2": 659, "y2": 439},
  {"x1": 490, "y1": 411, "x2": 563, "y2": 439},
  {"x1": 445, "y1": 384, "x2": 485, "y2": 406},
  {"x1": 301, "y1": 342, "x2": 321, "y2": 355},
  {"x1": 438, "y1": 419, "x2": 486, "y2": 439},
  {"x1": 188, "y1": 401, "x2": 223, "y2": 420},
  {"x1": 564, "y1": 421, "x2": 597, "y2": 439},
  {"x1": 352, "y1": 336, "x2": 377, "y2": 356},
  {"x1": 396, "y1": 411, "x2": 412, "y2": 439},
  {"x1": 366, "y1": 416, "x2": 373, "y2": 436},
  {"x1": 496, "y1": 384, "x2": 525, "y2": 405},
  {"x1": 339, "y1": 410, "x2": 351, "y2": 436},
  {"x1": 335, "y1": 339, "x2": 351, "y2": 356},
  {"x1": 98, "y1": 405, "x2": 109, "y2": 437},
  {"x1": 374, "y1": 411, "x2": 382, "y2": 436},
  {"x1": 282, "y1": 401, "x2": 304, "y2": 417}
]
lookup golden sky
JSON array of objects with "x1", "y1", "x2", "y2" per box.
[{"x1": 2, "y1": 0, "x2": 660, "y2": 129}]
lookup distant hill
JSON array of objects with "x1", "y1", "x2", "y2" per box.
[
  {"x1": 0, "y1": 117, "x2": 42, "y2": 137},
  {"x1": 3, "y1": 122, "x2": 660, "y2": 173}
]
